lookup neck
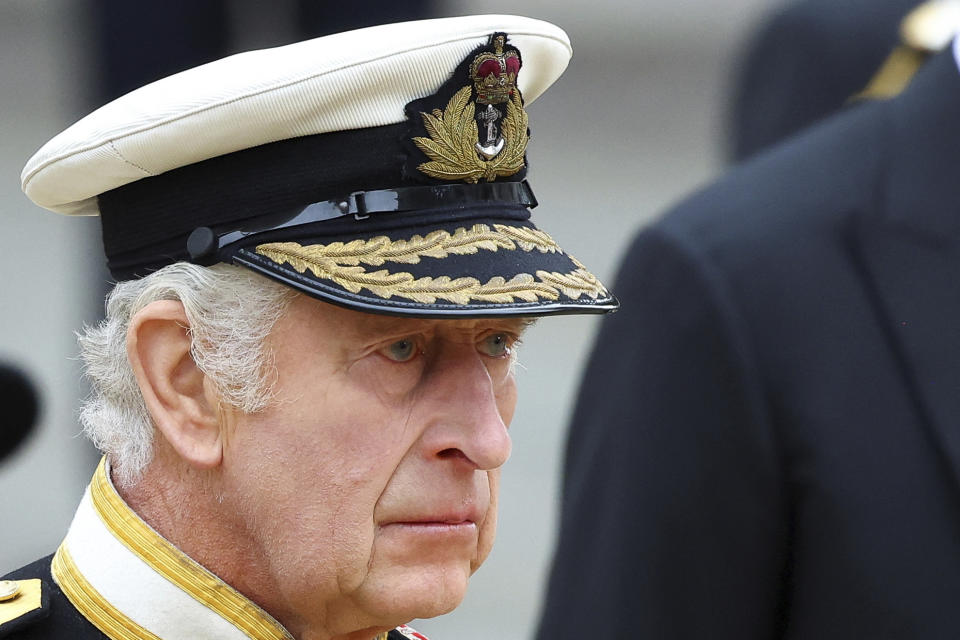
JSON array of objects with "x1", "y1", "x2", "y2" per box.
[
  {"x1": 118, "y1": 454, "x2": 245, "y2": 576},
  {"x1": 115, "y1": 453, "x2": 392, "y2": 640},
  {"x1": 117, "y1": 452, "x2": 284, "y2": 623}
]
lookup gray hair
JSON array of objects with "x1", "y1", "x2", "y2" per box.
[{"x1": 78, "y1": 263, "x2": 296, "y2": 487}]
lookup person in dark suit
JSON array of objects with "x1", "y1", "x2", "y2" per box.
[
  {"x1": 91, "y1": 0, "x2": 435, "y2": 103},
  {"x1": 729, "y1": 0, "x2": 920, "y2": 161},
  {"x1": 536, "y1": 39, "x2": 960, "y2": 639}
]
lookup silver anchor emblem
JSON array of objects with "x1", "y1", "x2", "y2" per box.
[{"x1": 476, "y1": 104, "x2": 505, "y2": 159}]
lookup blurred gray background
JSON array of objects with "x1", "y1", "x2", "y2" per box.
[{"x1": 0, "y1": 0, "x2": 777, "y2": 638}]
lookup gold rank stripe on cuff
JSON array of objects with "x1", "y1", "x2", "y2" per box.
[
  {"x1": 87, "y1": 458, "x2": 293, "y2": 640},
  {"x1": 52, "y1": 545, "x2": 162, "y2": 640}
]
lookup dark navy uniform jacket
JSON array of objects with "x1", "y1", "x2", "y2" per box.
[{"x1": 538, "y1": 48, "x2": 960, "y2": 639}]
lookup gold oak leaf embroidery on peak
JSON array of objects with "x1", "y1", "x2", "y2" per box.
[
  {"x1": 537, "y1": 268, "x2": 607, "y2": 300},
  {"x1": 413, "y1": 86, "x2": 529, "y2": 183},
  {"x1": 254, "y1": 225, "x2": 607, "y2": 304},
  {"x1": 257, "y1": 224, "x2": 559, "y2": 269}
]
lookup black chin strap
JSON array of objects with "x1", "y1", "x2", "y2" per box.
[{"x1": 186, "y1": 180, "x2": 537, "y2": 263}]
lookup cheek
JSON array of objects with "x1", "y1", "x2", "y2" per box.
[
  {"x1": 225, "y1": 397, "x2": 407, "y2": 548},
  {"x1": 350, "y1": 355, "x2": 424, "y2": 402},
  {"x1": 228, "y1": 424, "x2": 405, "y2": 602},
  {"x1": 269, "y1": 368, "x2": 414, "y2": 473}
]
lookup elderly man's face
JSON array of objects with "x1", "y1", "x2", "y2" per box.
[{"x1": 218, "y1": 295, "x2": 525, "y2": 635}]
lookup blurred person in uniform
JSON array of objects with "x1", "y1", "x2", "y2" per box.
[
  {"x1": 0, "y1": 363, "x2": 40, "y2": 464},
  {"x1": 0, "y1": 15, "x2": 617, "y2": 639},
  {"x1": 91, "y1": 0, "x2": 436, "y2": 102},
  {"x1": 537, "y1": 2, "x2": 960, "y2": 638},
  {"x1": 729, "y1": 0, "x2": 921, "y2": 160}
]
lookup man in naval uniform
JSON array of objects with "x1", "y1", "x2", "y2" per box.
[
  {"x1": 538, "y1": 11, "x2": 960, "y2": 640},
  {"x1": 0, "y1": 16, "x2": 616, "y2": 640}
]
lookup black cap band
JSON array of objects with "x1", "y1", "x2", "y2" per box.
[{"x1": 187, "y1": 180, "x2": 538, "y2": 264}]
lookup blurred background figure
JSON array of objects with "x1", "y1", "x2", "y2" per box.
[
  {"x1": 538, "y1": 1, "x2": 960, "y2": 638},
  {"x1": 728, "y1": 0, "x2": 921, "y2": 161},
  {"x1": 0, "y1": 363, "x2": 39, "y2": 463},
  {"x1": 92, "y1": 0, "x2": 435, "y2": 102}
]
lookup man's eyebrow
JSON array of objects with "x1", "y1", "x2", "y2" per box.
[
  {"x1": 347, "y1": 314, "x2": 432, "y2": 335},
  {"x1": 469, "y1": 317, "x2": 538, "y2": 331},
  {"x1": 348, "y1": 315, "x2": 538, "y2": 337},
  {"x1": 513, "y1": 317, "x2": 539, "y2": 332},
  {"x1": 480, "y1": 317, "x2": 538, "y2": 336}
]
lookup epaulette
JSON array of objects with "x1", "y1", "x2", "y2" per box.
[
  {"x1": 0, "y1": 579, "x2": 49, "y2": 637},
  {"x1": 856, "y1": 0, "x2": 960, "y2": 100}
]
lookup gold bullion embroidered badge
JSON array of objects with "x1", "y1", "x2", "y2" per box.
[{"x1": 413, "y1": 34, "x2": 529, "y2": 183}]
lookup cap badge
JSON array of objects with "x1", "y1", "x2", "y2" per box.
[{"x1": 413, "y1": 34, "x2": 529, "y2": 183}]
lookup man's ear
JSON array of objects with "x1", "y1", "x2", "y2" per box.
[{"x1": 127, "y1": 300, "x2": 223, "y2": 469}]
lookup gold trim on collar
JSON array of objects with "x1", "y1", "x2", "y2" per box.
[
  {"x1": 261, "y1": 223, "x2": 561, "y2": 268},
  {"x1": 53, "y1": 544, "x2": 162, "y2": 640},
  {"x1": 89, "y1": 458, "x2": 293, "y2": 640}
]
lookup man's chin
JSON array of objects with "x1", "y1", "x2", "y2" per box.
[{"x1": 358, "y1": 563, "x2": 473, "y2": 623}]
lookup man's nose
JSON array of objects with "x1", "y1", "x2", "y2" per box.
[{"x1": 420, "y1": 349, "x2": 513, "y2": 471}]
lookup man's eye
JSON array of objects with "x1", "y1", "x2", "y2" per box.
[
  {"x1": 383, "y1": 339, "x2": 419, "y2": 362},
  {"x1": 478, "y1": 333, "x2": 513, "y2": 357}
]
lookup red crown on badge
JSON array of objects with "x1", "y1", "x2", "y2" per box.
[{"x1": 470, "y1": 35, "x2": 521, "y2": 105}]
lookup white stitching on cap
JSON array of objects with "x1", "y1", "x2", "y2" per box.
[{"x1": 108, "y1": 140, "x2": 155, "y2": 177}]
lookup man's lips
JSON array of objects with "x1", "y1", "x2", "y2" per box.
[
  {"x1": 380, "y1": 520, "x2": 478, "y2": 539},
  {"x1": 382, "y1": 520, "x2": 477, "y2": 527},
  {"x1": 380, "y1": 507, "x2": 483, "y2": 529},
  {"x1": 382, "y1": 516, "x2": 478, "y2": 527}
]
